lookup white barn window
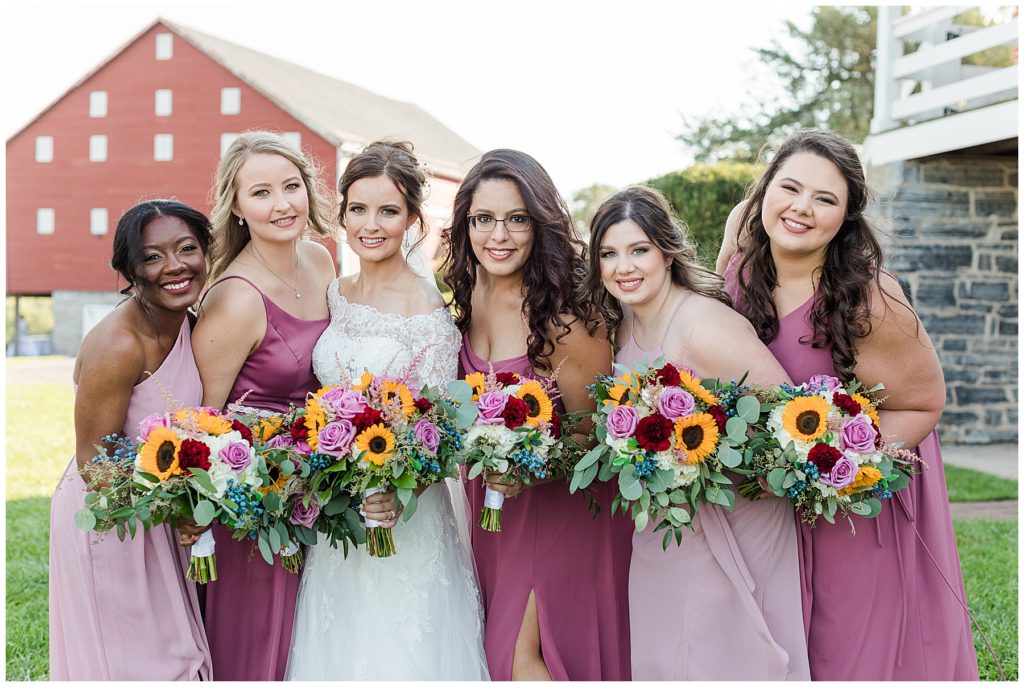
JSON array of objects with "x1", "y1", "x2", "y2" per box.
[
  {"x1": 89, "y1": 135, "x2": 108, "y2": 162},
  {"x1": 155, "y1": 33, "x2": 173, "y2": 60},
  {"x1": 154, "y1": 134, "x2": 174, "y2": 161},
  {"x1": 220, "y1": 133, "x2": 238, "y2": 157},
  {"x1": 155, "y1": 89, "x2": 173, "y2": 116},
  {"x1": 37, "y1": 209, "x2": 55, "y2": 235},
  {"x1": 89, "y1": 91, "x2": 107, "y2": 118},
  {"x1": 90, "y1": 208, "x2": 109, "y2": 236},
  {"x1": 221, "y1": 87, "x2": 241, "y2": 115},
  {"x1": 35, "y1": 136, "x2": 53, "y2": 163},
  {"x1": 283, "y1": 132, "x2": 302, "y2": 151}
]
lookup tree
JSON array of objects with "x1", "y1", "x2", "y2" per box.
[
  {"x1": 679, "y1": 6, "x2": 877, "y2": 163},
  {"x1": 570, "y1": 183, "x2": 619, "y2": 237}
]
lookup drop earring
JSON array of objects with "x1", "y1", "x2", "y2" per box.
[{"x1": 238, "y1": 216, "x2": 244, "y2": 226}]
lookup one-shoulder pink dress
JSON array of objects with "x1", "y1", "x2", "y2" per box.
[
  {"x1": 459, "y1": 333, "x2": 634, "y2": 680},
  {"x1": 200, "y1": 275, "x2": 329, "y2": 681},
  {"x1": 49, "y1": 317, "x2": 212, "y2": 680},
  {"x1": 724, "y1": 256, "x2": 979, "y2": 680}
]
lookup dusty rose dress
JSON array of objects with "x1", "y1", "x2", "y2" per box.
[
  {"x1": 200, "y1": 275, "x2": 329, "y2": 681},
  {"x1": 49, "y1": 318, "x2": 212, "y2": 680},
  {"x1": 724, "y1": 255, "x2": 979, "y2": 680},
  {"x1": 621, "y1": 295, "x2": 810, "y2": 680},
  {"x1": 459, "y1": 333, "x2": 634, "y2": 680}
]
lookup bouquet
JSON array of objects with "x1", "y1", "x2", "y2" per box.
[
  {"x1": 571, "y1": 360, "x2": 751, "y2": 549},
  {"x1": 303, "y1": 372, "x2": 460, "y2": 557},
  {"x1": 732, "y1": 374, "x2": 917, "y2": 527},
  {"x1": 448, "y1": 369, "x2": 571, "y2": 532}
]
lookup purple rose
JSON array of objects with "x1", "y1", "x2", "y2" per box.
[
  {"x1": 606, "y1": 405, "x2": 639, "y2": 439},
  {"x1": 136, "y1": 412, "x2": 171, "y2": 442},
  {"x1": 289, "y1": 494, "x2": 321, "y2": 527},
  {"x1": 413, "y1": 418, "x2": 441, "y2": 453},
  {"x1": 820, "y1": 453, "x2": 858, "y2": 489},
  {"x1": 293, "y1": 439, "x2": 312, "y2": 456},
  {"x1": 267, "y1": 434, "x2": 294, "y2": 449},
  {"x1": 839, "y1": 414, "x2": 877, "y2": 454},
  {"x1": 219, "y1": 440, "x2": 252, "y2": 471},
  {"x1": 317, "y1": 420, "x2": 356, "y2": 457},
  {"x1": 657, "y1": 387, "x2": 696, "y2": 420},
  {"x1": 476, "y1": 390, "x2": 508, "y2": 426},
  {"x1": 329, "y1": 390, "x2": 368, "y2": 419},
  {"x1": 808, "y1": 374, "x2": 843, "y2": 393}
]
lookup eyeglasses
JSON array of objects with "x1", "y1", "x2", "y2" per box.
[{"x1": 467, "y1": 214, "x2": 533, "y2": 232}]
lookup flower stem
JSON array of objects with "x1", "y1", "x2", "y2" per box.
[
  {"x1": 737, "y1": 478, "x2": 765, "y2": 501},
  {"x1": 187, "y1": 554, "x2": 217, "y2": 583},
  {"x1": 281, "y1": 548, "x2": 304, "y2": 573},
  {"x1": 479, "y1": 507, "x2": 502, "y2": 532},
  {"x1": 366, "y1": 526, "x2": 396, "y2": 557}
]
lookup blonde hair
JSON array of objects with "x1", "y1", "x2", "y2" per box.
[{"x1": 208, "y1": 131, "x2": 335, "y2": 280}]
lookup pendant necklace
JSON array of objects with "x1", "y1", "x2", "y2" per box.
[{"x1": 250, "y1": 240, "x2": 301, "y2": 299}]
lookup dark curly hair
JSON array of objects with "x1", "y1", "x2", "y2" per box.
[
  {"x1": 733, "y1": 129, "x2": 904, "y2": 381},
  {"x1": 441, "y1": 149, "x2": 598, "y2": 372}
]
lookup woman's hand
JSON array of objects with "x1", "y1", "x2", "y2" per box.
[
  {"x1": 362, "y1": 490, "x2": 402, "y2": 529},
  {"x1": 176, "y1": 519, "x2": 211, "y2": 547},
  {"x1": 483, "y1": 469, "x2": 524, "y2": 498}
]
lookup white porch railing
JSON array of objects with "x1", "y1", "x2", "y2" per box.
[{"x1": 864, "y1": 6, "x2": 1018, "y2": 165}]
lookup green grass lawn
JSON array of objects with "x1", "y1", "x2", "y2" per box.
[{"x1": 5, "y1": 380, "x2": 1019, "y2": 680}]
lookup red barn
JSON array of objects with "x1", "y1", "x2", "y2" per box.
[{"x1": 6, "y1": 18, "x2": 480, "y2": 354}]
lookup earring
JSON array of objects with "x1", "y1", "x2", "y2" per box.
[
  {"x1": 403, "y1": 230, "x2": 412, "y2": 249},
  {"x1": 238, "y1": 216, "x2": 244, "y2": 226}
]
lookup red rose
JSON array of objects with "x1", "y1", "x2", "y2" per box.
[
  {"x1": 873, "y1": 422, "x2": 884, "y2": 449},
  {"x1": 414, "y1": 397, "x2": 433, "y2": 413},
  {"x1": 178, "y1": 438, "x2": 212, "y2": 473},
  {"x1": 832, "y1": 393, "x2": 862, "y2": 417},
  {"x1": 495, "y1": 372, "x2": 521, "y2": 387},
  {"x1": 352, "y1": 407, "x2": 383, "y2": 433},
  {"x1": 708, "y1": 405, "x2": 728, "y2": 433},
  {"x1": 635, "y1": 413, "x2": 674, "y2": 452},
  {"x1": 655, "y1": 364, "x2": 681, "y2": 387},
  {"x1": 550, "y1": 412, "x2": 562, "y2": 439},
  {"x1": 500, "y1": 396, "x2": 529, "y2": 429},
  {"x1": 231, "y1": 419, "x2": 254, "y2": 445},
  {"x1": 290, "y1": 417, "x2": 309, "y2": 442},
  {"x1": 807, "y1": 443, "x2": 841, "y2": 475}
]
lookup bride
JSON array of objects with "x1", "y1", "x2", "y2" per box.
[{"x1": 286, "y1": 141, "x2": 489, "y2": 680}]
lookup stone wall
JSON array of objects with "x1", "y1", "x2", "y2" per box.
[
  {"x1": 868, "y1": 154, "x2": 1017, "y2": 444},
  {"x1": 52, "y1": 290, "x2": 124, "y2": 357}
]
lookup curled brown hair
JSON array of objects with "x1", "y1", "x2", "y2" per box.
[
  {"x1": 586, "y1": 186, "x2": 730, "y2": 336},
  {"x1": 441, "y1": 149, "x2": 598, "y2": 372}
]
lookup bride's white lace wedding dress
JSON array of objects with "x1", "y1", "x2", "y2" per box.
[{"x1": 285, "y1": 280, "x2": 489, "y2": 681}]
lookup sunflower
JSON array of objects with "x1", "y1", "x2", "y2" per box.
[
  {"x1": 380, "y1": 381, "x2": 415, "y2": 418},
  {"x1": 174, "y1": 408, "x2": 233, "y2": 435},
  {"x1": 838, "y1": 465, "x2": 883, "y2": 496},
  {"x1": 603, "y1": 372, "x2": 640, "y2": 407},
  {"x1": 304, "y1": 398, "x2": 327, "y2": 452},
  {"x1": 354, "y1": 371, "x2": 375, "y2": 392},
  {"x1": 781, "y1": 395, "x2": 830, "y2": 442},
  {"x1": 850, "y1": 393, "x2": 881, "y2": 426},
  {"x1": 516, "y1": 380, "x2": 554, "y2": 426},
  {"x1": 674, "y1": 413, "x2": 720, "y2": 464},
  {"x1": 678, "y1": 369, "x2": 720, "y2": 407},
  {"x1": 259, "y1": 461, "x2": 291, "y2": 494},
  {"x1": 255, "y1": 416, "x2": 284, "y2": 442},
  {"x1": 354, "y1": 424, "x2": 395, "y2": 466},
  {"x1": 138, "y1": 426, "x2": 182, "y2": 480},
  {"x1": 464, "y1": 372, "x2": 487, "y2": 401}
]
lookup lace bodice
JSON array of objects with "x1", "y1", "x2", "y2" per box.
[{"x1": 312, "y1": 279, "x2": 461, "y2": 389}]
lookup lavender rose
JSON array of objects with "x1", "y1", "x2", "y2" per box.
[
  {"x1": 331, "y1": 390, "x2": 368, "y2": 419},
  {"x1": 267, "y1": 434, "x2": 294, "y2": 449},
  {"x1": 606, "y1": 405, "x2": 639, "y2": 439},
  {"x1": 136, "y1": 412, "x2": 170, "y2": 442},
  {"x1": 413, "y1": 418, "x2": 441, "y2": 453},
  {"x1": 219, "y1": 440, "x2": 253, "y2": 471},
  {"x1": 317, "y1": 420, "x2": 357, "y2": 457},
  {"x1": 839, "y1": 414, "x2": 877, "y2": 454},
  {"x1": 657, "y1": 387, "x2": 696, "y2": 420},
  {"x1": 289, "y1": 494, "x2": 321, "y2": 527},
  {"x1": 476, "y1": 390, "x2": 508, "y2": 425},
  {"x1": 820, "y1": 453, "x2": 858, "y2": 489},
  {"x1": 808, "y1": 374, "x2": 843, "y2": 393}
]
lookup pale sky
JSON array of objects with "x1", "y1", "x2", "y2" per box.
[{"x1": 4, "y1": 0, "x2": 808, "y2": 196}]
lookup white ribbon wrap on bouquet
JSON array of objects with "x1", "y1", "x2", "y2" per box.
[
  {"x1": 483, "y1": 487, "x2": 505, "y2": 510},
  {"x1": 280, "y1": 540, "x2": 299, "y2": 557},
  {"x1": 190, "y1": 529, "x2": 216, "y2": 557},
  {"x1": 362, "y1": 486, "x2": 384, "y2": 528}
]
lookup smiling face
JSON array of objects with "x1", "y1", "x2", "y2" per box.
[
  {"x1": 136, "y1": 215, "x2": 207, "y2": 311},
  {"x1": 468, "y1": 178, "x2": 535, "y2": 278},
  {"x1": 598, "y1": 218, "x2": 671, "y2": 307},
  {"x1": 231, "y1": 153, "x2": 310, "y2": 245},
  {"x1": 761, "y1": 152, "x2": 849, "y2": 259},
  {"x1": 343, "y1": 174, "x2": 417, "y2": 263}
]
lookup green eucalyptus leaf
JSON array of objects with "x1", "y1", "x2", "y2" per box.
[
  {"x1": 718, "y1": 445, "x2": 742, "y2": 469},
  {"x1": 865, "y1": 497, "x2": 883, "y2": 518},
  {"x1": 74, "y1": 509, "x2": 97, "y2": 531},
  {"x1": 767, "y1": 468, "x2": 788, "y2": 491},
  {"x1": 736, "y1": 395, "x2": 761, "y2": 423},
  {"x1": 849, "y1": 501, "x2": 871, "y2": 516},
  {"x1": 257, "y1": 533, "x2": 275, "y2": 565},
  {"x1": 669, "y1": 506, "x2": 691, "y2": 524},
  {"x1": 193, "y1": 500, "x2": 216, "y2": 526},
  {"x1": 468, "y1": 462, "x2": 485, "y2": 480},
  {"x1": 446, "y1": 380, "x2": 473, "y2": 404},
  {"x1": 618, "y1": 473, "x2": 643, "y2": 501},
  {"x1": 726, "y1": 416, "x2": 748, "y2": 443},
  {"x1": 188, "y1": 468, "x2": 216, "y2": 495},
  {"x1": 267, "y1": 525, "x2": 282, "y2": 553},
  {"x1": 575, "y1": 444, "x2": 604, "y2": 471},
  {"x1": 634, "y1": 509, "x2": 650, "y2": 532}
]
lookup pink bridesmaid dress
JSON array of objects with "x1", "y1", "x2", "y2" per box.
[
  {"x1": 459, "y1": 333, "x2": 634, "y2": 680},
  {"x1": 621, "y1": 294, "x2": 810, "y2": 680},
  {"x1": 724, "y1": 255, "x2": 979, "y2": 680},
  {"x1": 49, "y1": 318, "x2": 212, "y2": 680}
]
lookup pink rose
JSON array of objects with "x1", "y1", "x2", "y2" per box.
[
  {"x1": 326, "y1": 390, "x2": 367, "y2": 419},
  {"x1": 219, "y1": 440, "x2": 252, "y2": 471},
  {"x1": 808, "y1": 374, "x2": 843, "y2": 393},
  {"x1": 657, "y1": 387, "x2": 695, "y2": 420},
  {"x1": 413, "y1": 418, "x2": 441, "y2": 453},
  {"x1": 476, "y1": 390, "x2": 508, "y2": 426},
  {"x1": 289, "y1": 494, "x2": 320, "y2": 528},
  {"x1": 293, "y1": 439, "x2": 312, "y2": 456},
  {"x1": 820, "y1": 454, "x2": 858, "y2": 489},
  {"x1": 267, "y1": 434, "x2": 294, "y2": 449},
  {"x1": 317, "y1": 420, "x2": 356, "y2": 457},
  {"x1": 839, "y1": 414, "x2": 877, "y2": 454},
  {"x1": 136, "y1": 412, "x2": 171, "y2": 442},
  {"x1": 606, "y1": 405, "x2": 639, "y2": 439}
]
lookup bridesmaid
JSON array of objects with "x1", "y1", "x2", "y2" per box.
[
  {"x1": 49, "y1": 199, "x2": 213, "y2": 680},
  {"x1": 718, "y1": 128, "x2": 978, "y2": 680},
  {"x1": 587, "y1": 186, "x2": 810, "y2": 680},
  {"x1": 442, "y1": 149, "x2": 633, "y2": 681},
  {"x1": 191, "y1": 131, "x2": 398, "y2": 680}
]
